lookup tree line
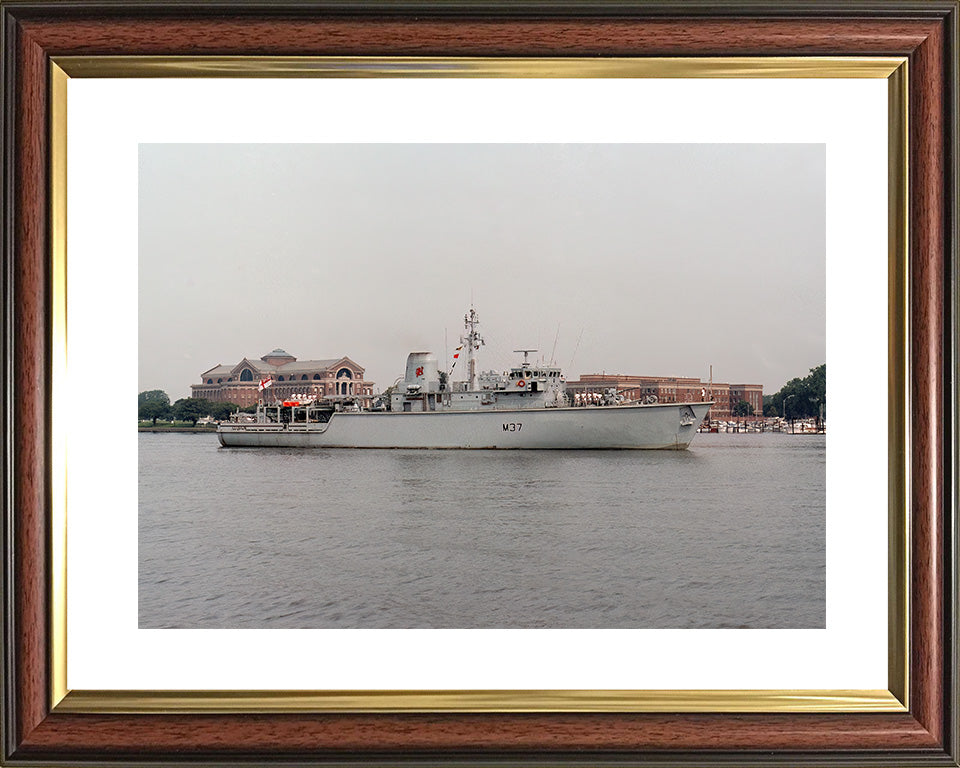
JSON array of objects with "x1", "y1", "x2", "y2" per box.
[
  {"x1": 762, "y1": 364, "x2": 826, "y2": 420},
  {"x1": 138, "y1": 390, "x2": 253, "y2": 426}
]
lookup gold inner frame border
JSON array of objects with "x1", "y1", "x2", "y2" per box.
[{"x1": 48, "y1": 55, "x2": 909, "y2": 714}]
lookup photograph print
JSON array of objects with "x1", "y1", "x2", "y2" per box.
[{"x1": 138, "y1": 143, "x2": 826, "y2": 630}]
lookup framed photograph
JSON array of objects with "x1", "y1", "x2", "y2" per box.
[{"x1": 2, "y1": 2, "x2": 956, "y2": 765}]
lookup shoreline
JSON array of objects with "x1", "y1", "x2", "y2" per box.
[{"x1": 138, "y1": 426, "x2": 217, "y2": 433}]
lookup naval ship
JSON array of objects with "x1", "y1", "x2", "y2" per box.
[{"x1": 217, "y1": 308, "x2": 712, "y2": 450}]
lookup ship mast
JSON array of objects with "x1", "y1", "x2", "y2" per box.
[{"x1": 461, "y1": 306, "x2": 484, "y2": 391}]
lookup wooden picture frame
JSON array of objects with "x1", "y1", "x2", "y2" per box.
[{"x1": 2, "y1": 2, "x2": 957, "y2": 765}]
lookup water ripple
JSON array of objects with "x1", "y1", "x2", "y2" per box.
[{"x1": 139, "y1": 433, "x2": 825, "y2": 629}]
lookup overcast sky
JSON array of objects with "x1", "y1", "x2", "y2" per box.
[{"x1": 139, "y1": 143, "x2": 824, "y2": 400}]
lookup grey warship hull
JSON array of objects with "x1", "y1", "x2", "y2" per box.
[{"x1": 217, "y1": 401, "x2": 712, "y2": 450}]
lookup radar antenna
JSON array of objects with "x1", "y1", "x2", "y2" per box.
[{"x1": 513, "y1": 349, "x2": 538, "y2": 368}]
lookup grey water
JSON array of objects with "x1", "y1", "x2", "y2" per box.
[{"x1": 138, "y1": 432, "x2": 825, "y2": 629}]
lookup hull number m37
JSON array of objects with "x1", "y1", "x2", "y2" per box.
[{"x1": 503, "y1": 422, "x2": 523, "y2": 432}]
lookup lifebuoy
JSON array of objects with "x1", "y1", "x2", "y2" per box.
[{"x1": 517, "y1": 379, "x2": 526, "y2": 388}]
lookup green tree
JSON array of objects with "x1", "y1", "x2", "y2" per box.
[
  {"x1": 733, "y1": 400, "x2": 754, "y2": 417},
  {"x1": 138, "y1": 389, "x2": 169, "y2": 407},
  {"x1": 206, "y1": 401, "x2": 239, "y2": 421},
  {"x1": 769, "y1": 364, "x2": 826, "y2": 420},
  {"x1": 139, "y1": 399, "x2": 170, "y2": 425},
  {"x1": 138, "y1": 390, "x2": 171, "y2": 425},
  {"x1": 762, "y1": 402, "x2": 780, "y2": 417},
  {"x1": 805, "y1": 363, "x2": 826, "y2": 421},
  {"x1": 172, "y1": 397, "x2": 209, "y2": 426}
]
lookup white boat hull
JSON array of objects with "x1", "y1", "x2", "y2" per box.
[{"x1": 217, "y1": 402, "x2": 712, "y2": 450}]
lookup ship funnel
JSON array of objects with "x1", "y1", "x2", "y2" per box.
[{"x1": 405, "y1": 352, "x2": 439, "y2": 385}]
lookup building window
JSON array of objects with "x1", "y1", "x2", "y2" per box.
[
  {"x1": 217, "y1": 378, "x2": 223, "y2": 384},
  {"x1": 207, "y1": 379, "x2": 213, "y2": 384},
  {"x1": 336, "y1": 368, "x2": 353, "y2": 379},
  {"x1": 278, "y1": 376, "x2": 285, "y2": 382},
  {"x1": 301, "y1": 374, "x2": 308, "y2": 381},
  {"x1": 313, "y1": 373, "x2": 321, "y2": 380}
]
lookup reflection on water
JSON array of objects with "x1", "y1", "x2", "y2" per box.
[{"x1": 139, "y1": 433, "x2": 824, "y2": 629}]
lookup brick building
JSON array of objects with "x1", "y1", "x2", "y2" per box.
[
  {"x1": 191, "y1": 348, "x2": 375, "y2": 407},
  {"x1": 566, "y1": 374, "x2": 762, "y2": 419}
]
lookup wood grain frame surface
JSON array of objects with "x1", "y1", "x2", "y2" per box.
[{"x1": 1, "y1": 2, "x2": 957, "y2": 766}]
